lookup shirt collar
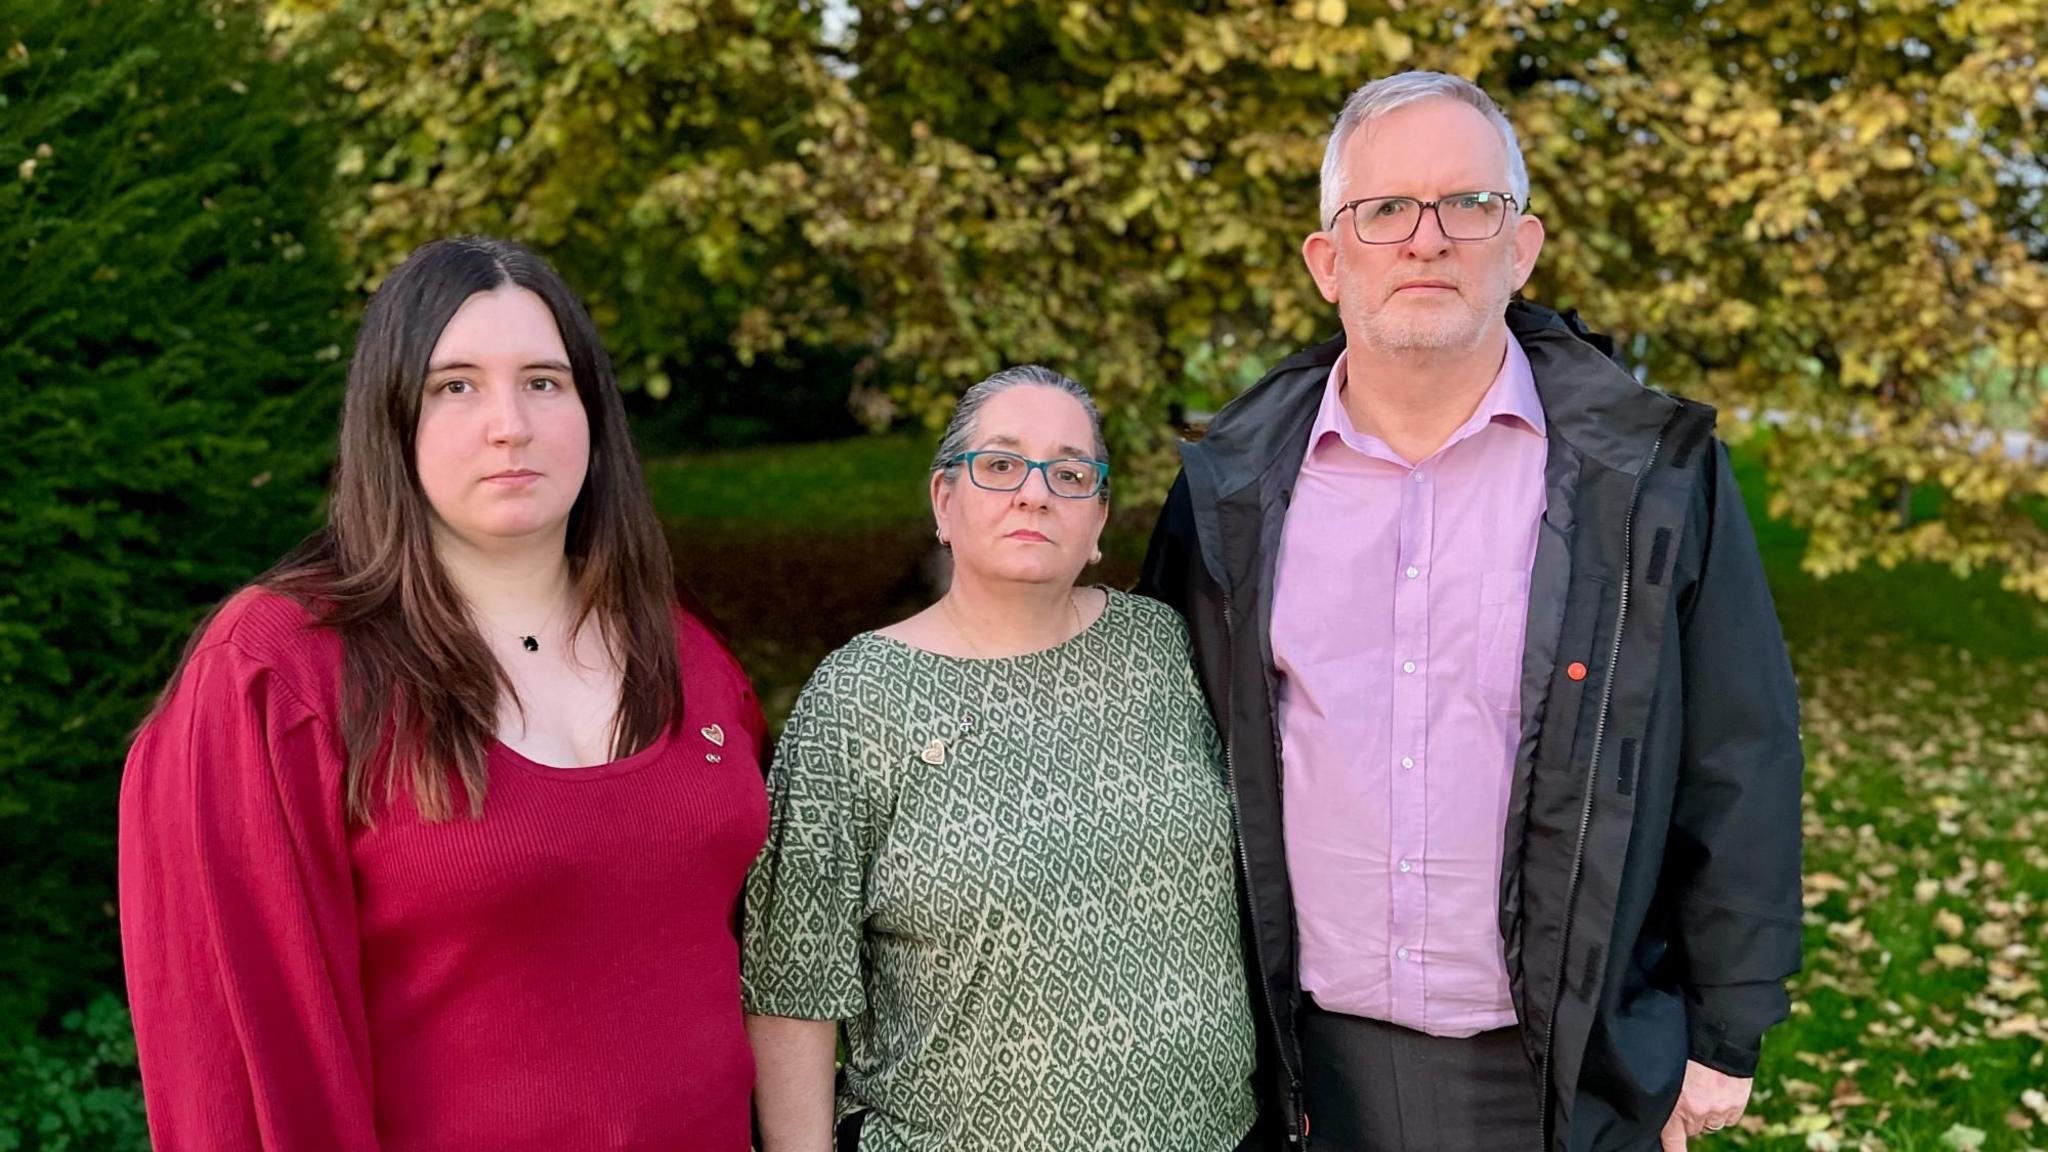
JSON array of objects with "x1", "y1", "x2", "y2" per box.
[
  {"x1": 1308, "y1": 334, "x2": 1547, "y2": 465},
  {"x1": 1477, "y1": 335, "x2": 1546, "y2": 438}
]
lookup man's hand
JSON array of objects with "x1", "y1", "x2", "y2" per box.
[{"x1": 1659, "y1": 1061, "x2": 1753, "y2": 1149}]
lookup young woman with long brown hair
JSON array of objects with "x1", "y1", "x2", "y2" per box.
[{"x1": 119, "y1": 236, "x2": 768, "y2": 1151}]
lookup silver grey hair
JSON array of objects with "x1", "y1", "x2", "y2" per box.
[
  {"x1": 931, "y1": 364, "x2": 1109, "y2": 498},
  {"x1": 1318, "y1": 71, "x2": 1530, "y2": 229}
]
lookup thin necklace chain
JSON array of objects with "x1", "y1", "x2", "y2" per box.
[
  {"x1": 942, "y1": 590, "x2": 1083, "y2": 659},
  {"x1": 509, "y1": 591, "x2": 572, "y2": 654}
]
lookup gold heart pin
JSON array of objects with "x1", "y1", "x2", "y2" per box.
[
  {"x1": 919, "y1": 738, "x2": 946, "y2": 766},
  {"x1": 701, "y1": 724, "x2": 725, "y2": 747}
]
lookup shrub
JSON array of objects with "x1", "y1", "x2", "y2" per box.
[
  {"x1": 0, "y1": 0, "x2": 352, "y2": 1032},
  {"x1": 0, "y1": 997, "x2": 146, "y2": 1152}
]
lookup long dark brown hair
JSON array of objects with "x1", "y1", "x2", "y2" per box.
[{"x1": 160, "y1": 236, "x2": 682, "y2": 822}]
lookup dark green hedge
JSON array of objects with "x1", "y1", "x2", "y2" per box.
[{"x1": 0, "y1": 0, "x2": 352, "y2": 1052}]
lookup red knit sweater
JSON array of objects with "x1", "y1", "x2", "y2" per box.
[{"x1": 119, "y1": 589, "x2": 769, "y2": 1151}]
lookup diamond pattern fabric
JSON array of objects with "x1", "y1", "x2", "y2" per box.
[{"x1": 743, "y1": 590, "x2": 1257, "y2": 1151}]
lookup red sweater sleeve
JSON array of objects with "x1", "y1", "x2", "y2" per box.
[
  {"x1": 119, "y1": 632, "x2": 381, "y2": 1151},
  {"x1": 738, "y1": 675, "x2": 769, "y2": 767},
  {"x1": 678, "y1": 606, "x2": 769, "y2": 765}
]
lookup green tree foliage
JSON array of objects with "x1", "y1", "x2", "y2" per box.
[
  {"x1": 728, "y1": 0, "x2": 2048, "y2": 587},
  {"x1": 1518, "y1": 3, "x2": 2048, "y2": 595},
  {"x1": 271, "y1": 0, "x2": 2048, "y2": 588},
  {"x1": 689, "y1": 0, "x2": 1377, "y2": 492},
  {"x1": 264, "y1": 0, "x2": 868, "y2": 446},
  {"x1": 0, "y1": 0, "x2": 351, "y2": 1031}
]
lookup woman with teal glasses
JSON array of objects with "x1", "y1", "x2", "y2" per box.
[{"x1": 742, "y1": 365, "x2": 1258, "y2": 1151}]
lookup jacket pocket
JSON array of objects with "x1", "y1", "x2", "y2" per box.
[{"x1": 1478, "y1": 569, "x2": 1532, "y2": 712}]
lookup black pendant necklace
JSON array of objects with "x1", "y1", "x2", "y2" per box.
[{"x1": 514, "y1": 596, "x2": 564, "y2": 654}]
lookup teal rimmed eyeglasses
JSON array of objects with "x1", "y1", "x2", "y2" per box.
[{"x1": 938, "y1": 451, "x2": 1111, "y2": 499}]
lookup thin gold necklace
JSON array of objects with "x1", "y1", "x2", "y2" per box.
[{"x1": 943, "y1": 590, "x2": 1082, "y2": 659}]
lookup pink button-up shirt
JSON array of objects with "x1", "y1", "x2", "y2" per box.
[{"x1": 1272, "y1": 337, "x2": 1546, "y2": 1037}]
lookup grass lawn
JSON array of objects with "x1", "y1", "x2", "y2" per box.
[
  {"x1": 652, "y1": 432, "x2": 2048, "y2": 1151},
  {"x1": 645, "y1": 433, "x2": 937, "y2": 535}
]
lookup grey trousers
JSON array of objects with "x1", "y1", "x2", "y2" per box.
[{"x1": 1299, "y1": 998, "x2": 1544, "y2": 1152}]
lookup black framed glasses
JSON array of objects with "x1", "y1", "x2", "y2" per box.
[
  {"x1": 939, "y1": 451, "x2": 1110, "y2": 499},
  {"x1": 1327, "y1": 191, "x2": 1518, "y2": 245}
]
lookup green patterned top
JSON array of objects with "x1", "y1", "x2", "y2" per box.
[{"x1": 742, "y1": 589, "x2": 1257, "y2": 1152}]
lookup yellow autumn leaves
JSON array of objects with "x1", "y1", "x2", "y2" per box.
[{"x1": 1788, "y1": 642, "x2": 2048, "y2": 1146}]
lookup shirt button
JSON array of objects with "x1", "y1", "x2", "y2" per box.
[
  {"x1": 1400, "y1": 756, "x2": 1415, "y2": 769},
  {"x1": 1412, "y1": 472, "x2": 1426, "y2": 484},
  {"x1": 1399, "y1": 859, "x2": 1413, "y2": 873},
  {"x1": 1405, "y1": 566, "x2": 1420, "y2": 579},
  {"x1": 1397, "y1": 947, "x2": 1411, "y2": 961},
  {"x1": 1402, "y1": 661, "x2": 1417, "y2": 674}
]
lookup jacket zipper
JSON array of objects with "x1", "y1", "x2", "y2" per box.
[
  {"x1": 1537, "y1": 433, "x2": 1663, "y2": 1149},
  {"x1": 1221, "y1": 595, "x2": 1305, "y2": 1144}
]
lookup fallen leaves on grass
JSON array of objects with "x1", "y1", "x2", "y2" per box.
[{"x1": 1746, "y1": 637, "x2": 2048, "y2": 1149}]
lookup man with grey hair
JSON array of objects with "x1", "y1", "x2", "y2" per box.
[{"x1": 1140, "y1": 71, "x2": 1803, "y2": 1151}]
